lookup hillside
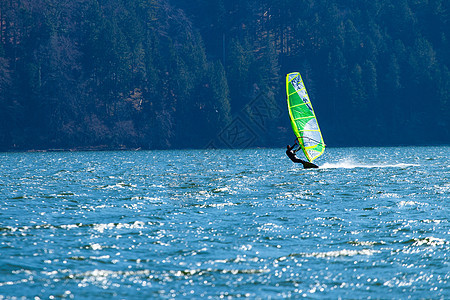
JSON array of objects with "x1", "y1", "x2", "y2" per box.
[{"x1": 0, "y1": 0, "x2": 448, "y2": 150}]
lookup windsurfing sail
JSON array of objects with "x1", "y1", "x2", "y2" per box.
[{"x1": 286, "y1": 72, "x2": 325, "y2": 162}]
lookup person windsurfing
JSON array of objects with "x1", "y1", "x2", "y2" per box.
[{"x1": 286, "y1": 141, "x2": 319, "y2": 169}]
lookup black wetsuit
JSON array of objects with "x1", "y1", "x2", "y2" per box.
[
  {"x1": 286, "y1": 145, "x2": 319, "y2": 169},
  {"x1": 286, "y1": 147, "x2": 303, "y2": 163}
]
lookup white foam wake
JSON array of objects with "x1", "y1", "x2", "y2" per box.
[{"x1": 320, "y1": 158, "x2": 419, "y2": 169}]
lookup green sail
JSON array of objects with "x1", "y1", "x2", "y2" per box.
[{"x1": 286, "y1": 72, "x2": 325, "y2": 162}]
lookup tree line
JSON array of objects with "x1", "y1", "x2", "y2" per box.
[{"x1": 0, "y1": 0, "x2": 449, "y2": 151}]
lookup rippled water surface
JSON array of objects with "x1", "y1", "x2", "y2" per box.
[{"x1": 1, "y1": 147, "x2": 449, "y2": 299}]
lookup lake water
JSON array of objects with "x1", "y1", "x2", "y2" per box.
[{"x1": 0, "y1": 147, "x2": 449, "y2": 299}]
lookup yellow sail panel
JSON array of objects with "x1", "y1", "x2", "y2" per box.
[{"x1": 286, "y1": 72, "x2": 325, "y2": 162}]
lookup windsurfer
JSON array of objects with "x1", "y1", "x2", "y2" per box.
[{"x1": 286, "y1": 142, "x2": 319, "y2": 169}]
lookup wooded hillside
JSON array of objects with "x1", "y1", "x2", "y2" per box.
[{"x1": 0, "y1": 0, "x2": 448, "y2": 150}]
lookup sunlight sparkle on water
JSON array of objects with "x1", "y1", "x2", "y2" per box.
[{"x1": 0, "y1": 147, "x2": 448, "y2": 298}]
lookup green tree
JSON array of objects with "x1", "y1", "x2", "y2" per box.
[{"x1": 226, "y1": 37, "x2": 254, "y2": 112}]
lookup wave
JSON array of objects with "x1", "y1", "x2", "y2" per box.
[
  {"x1": 288, "y1": 249, "x2": 380, "y2": 258},
  {"x1": 410, "y1": 237, "x2": 448, "y2": 246},
  {"x1": 93, "y1": 221, "x2": 145, "y2": 233}
]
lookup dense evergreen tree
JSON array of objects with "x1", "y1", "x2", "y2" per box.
[{"x1": 0, "y1": 0, "x2": 448, "y2": 150}]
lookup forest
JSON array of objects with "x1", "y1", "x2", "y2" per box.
[{"x1": 0, "y1": 0, "x2": 449, "y2": 151}]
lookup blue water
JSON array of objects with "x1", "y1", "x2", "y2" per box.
[{"x1": 0, "y1": 147, "x2": 449, "y2": 299}]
